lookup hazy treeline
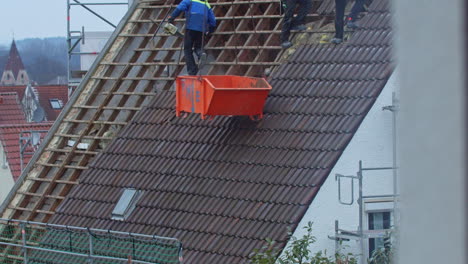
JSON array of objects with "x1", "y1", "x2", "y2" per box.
[{"x1": 0, "y1": 37, "x2": 80, "y2": 85}]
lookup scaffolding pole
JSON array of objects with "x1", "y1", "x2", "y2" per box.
[
  {"x1": 334, "y1": 162, "x2": 398, "y2": 264},
  {"x1": 332, "y1": 93, "x2": 399, "y2": 263},
  {"x1": 67, "y1": 0, "x2": 129, "y2": 97},
  {"x1": 0, "y1": 217, "x2": 182, "y2": 264}
]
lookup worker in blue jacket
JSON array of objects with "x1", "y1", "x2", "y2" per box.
[{"x1": 168, "y1": 0, "x2": 216, "y2": 75}]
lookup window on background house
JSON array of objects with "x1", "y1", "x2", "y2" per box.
[
  {"x1": 49, "y1": 99, "x2": 63, "y2": 109},
  {"x1": 111, "y1": 188, "x2": 142, "y2": 221},
  {"x1": 368, "y1": 211, "x2": 391, "y2": 258}
]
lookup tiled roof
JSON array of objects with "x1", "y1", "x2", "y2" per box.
[
  {"x1": 0, "y1": 123, "x2": 52, "y2": 181},
  {"x1": 0, "y1": 85, "x2": 68, "y2": 121},
  {"x1": 4, "y1": 40, "x2": 26, "y2": 78},
  {"x1": 34, "y1": 85, "x2": 68, "y2": 120},
  {"x1": 0, "y1": 92, "x2": 26, "y2": 125},
  {"x1": 0, "y1": 86, "x2": 26, "y2": 100},
  {"x1": 50, "y1": 0, "x2": 393, "y2": 262}
]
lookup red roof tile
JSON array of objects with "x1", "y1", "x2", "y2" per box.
[
  {"x1": 0, "y1": 123, "x2": 53, "y2": 181},
  {"x1": 35, "y1": 85, "x2": 68, "y2": 120},
  {"x1": 0, "y1": 92, "x2": 26, "y2": 125},
  {"x1": 4, "y1": 40, "x2": 26, "y2": 78},
  {"x1": 0, "y1": 86, "x2": 26, "y2": 101}
]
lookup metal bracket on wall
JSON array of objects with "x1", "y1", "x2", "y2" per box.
[{"x1": 335, "y1": 173, "x2": 359, "y2": 205}]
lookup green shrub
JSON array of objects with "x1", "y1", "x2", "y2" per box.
[{"x1": 250, "y1": 222, "x2": 358, "y2": 264}]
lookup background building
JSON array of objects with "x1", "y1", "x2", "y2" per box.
[{"x1": 0, "y1": 40, "x2": 31, "y2": 86}]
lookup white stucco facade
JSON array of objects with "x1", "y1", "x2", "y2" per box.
[
  {"x1": 0, "y1": 143, "x2": 15, "y2": 204},
  {"x1": 287, "y1": 72, "x2": 398, "y2": 262},
  {"x1": 80, "y1": 31, "x2": 113, "y2": 72}
]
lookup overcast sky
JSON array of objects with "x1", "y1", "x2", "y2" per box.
[{"x1": 0, "y1": 0, "x2": 130, "y2": 46}]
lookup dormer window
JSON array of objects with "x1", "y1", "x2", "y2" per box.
[
  {"x1": 111, "y1": 188, "x2": 142, "y2": 221},
  {"x1": 49, "y1": 99, "x2": 63, "y2": 109}
]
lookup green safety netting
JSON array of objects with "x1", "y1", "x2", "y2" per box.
[{"x1": 0, "y1": 221, "x2": 182, "y2": 264}]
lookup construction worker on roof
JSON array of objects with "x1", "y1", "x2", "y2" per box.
[
  {"x1": 168, "y1": 0, "x2": 216, "y2": 75},
  {"x1": 280, "y1": 0, "x2": 312, "y2": 49},
  {"x1": 331, "y1": 0, "x2": 365, "y2": 44}
]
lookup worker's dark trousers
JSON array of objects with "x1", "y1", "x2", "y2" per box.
[
  {"x1": 334, "y1": 0, "x2": 365, "y2": 39},
  {"x1": 280, "y1": 0, "x2": 312, "y2": 43},
  {"x1": 184, "y1": 29, "x2": 203, "y2": 76}
]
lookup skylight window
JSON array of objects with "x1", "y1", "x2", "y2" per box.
[
  {"x1": 111, "y1": 188, "x2": 142, "y2": 221},
  {"x1": 49, "y1": 99, "x2": 63, "y2": 109}
]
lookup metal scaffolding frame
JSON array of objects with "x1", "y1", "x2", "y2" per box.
[
  {"x1": 0, "y1": 217, "x2": 182, "y2": 263},
  {"x1": 331, "y1": 93, "x2": 399, "y2": 264},
  {"x1": 333, "y1": 162, "x2": 397, "y2": 262},
  {"x1": 67, "y1": 0, "x2": 130, "y2": 97}
]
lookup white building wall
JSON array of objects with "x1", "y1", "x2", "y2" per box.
[
  {"x1": 0, "y1": 144, "x2": 15, "y2": 204},
  {"x1": 1, "y1": 71, "x2": 16, "y2": 86},
  {"x1": 16, "y1": 69, "x2": 30, "y2": 86},
  {"x1": 80, "y1": 31, "x2": 113, "y2": 72},
  {"x1": 288, "y1": 72, "x2": 398, "y2": 261}
]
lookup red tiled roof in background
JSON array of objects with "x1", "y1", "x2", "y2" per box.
[
  {"x1": 0, "y1": 123, "x2": 52, "y2": 181},
  {"x1": 4, "y1": 40, "x2": 26, "y2": 78},
  {"x1": 51, "y1": 0, "x2": 394, "y2": 262},
  {"x1": 35, "y1": 85, "x2": 68, "y2": 120},
  {"x1": 0, "y1": 86, "x2": 26, "y2": 101},
  {"x1": 0, "y1": 92, "x2": 26, "y2": 125},
  {"x1": 0, "y1": 85, "x2": 68, "y2": 121}
]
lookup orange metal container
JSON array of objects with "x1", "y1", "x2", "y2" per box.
[{"x1": 176, "y1": 75, "x2": 272, "y2": 119}]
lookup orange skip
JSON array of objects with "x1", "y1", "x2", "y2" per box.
[{"x1": 176, "y1": 75, "x2": 272, "y2": 120}]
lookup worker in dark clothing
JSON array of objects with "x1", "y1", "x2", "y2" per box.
[
  {"x1": 168, "y1": 0, "x2": 216, "y2": 75},
  {"x1": 331, "y1": 0, "x2": 365, "y2": 44},
  {"x1": 280, "y1": 0, "x2": 312, "y2": 49}
]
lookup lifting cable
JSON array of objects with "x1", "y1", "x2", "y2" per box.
[
  {"x1": 175, "y1": 10, "x2": 185, "y2": 77},
  {"x1": 151, "y1": 1, "x2": 175, "y2": 43},
  {"x1": 231, "y1": 1, "x2": 239, "y2": 67},
  {"x1": 150, "y1": 0, "x2": 177, "y2": 77},
  {"x1": 176, "y1": 34, "x2": 184, "y2": 71},
  {"x1": 249, "y1": 0, "x2": 257, "y2": 38},
  {"x1": 249, "y1": 0, "x2": 262, "y2": 75},
  {"x1": 198, "y1": 0, "x2": 209, "y2": 78}
]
